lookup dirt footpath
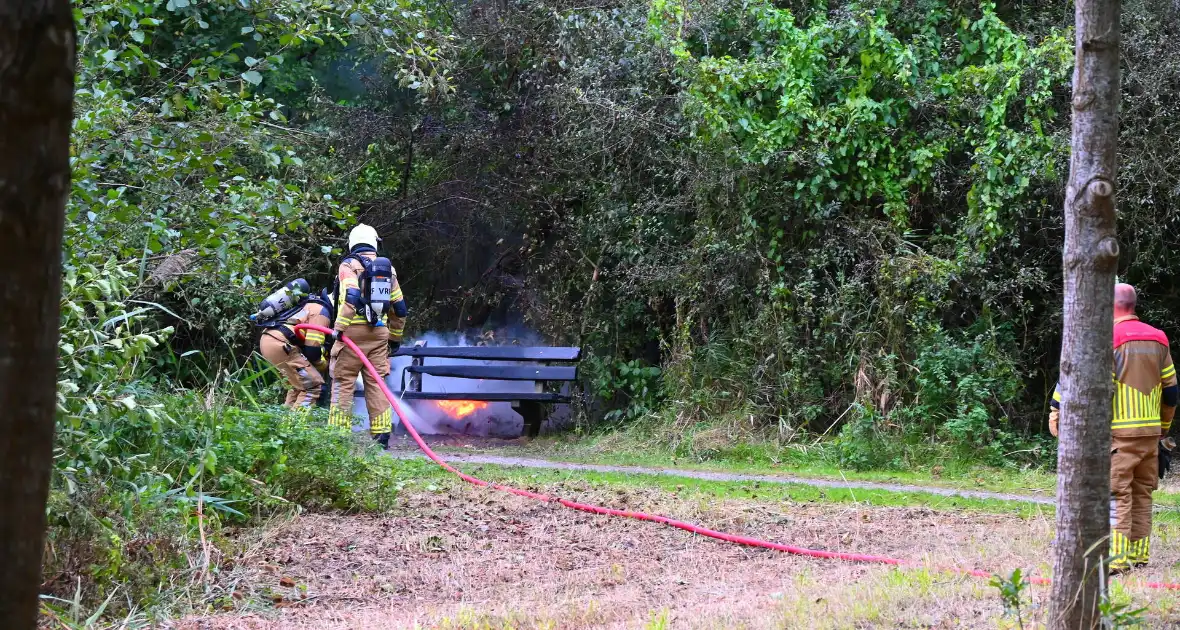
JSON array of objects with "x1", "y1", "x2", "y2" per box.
[
  {"x1": 385, "y1": 448, "x2": 1055, "y2": 505},
  {"x1": 168, "y1": 478, "x2": 1180, "y2": 629}
]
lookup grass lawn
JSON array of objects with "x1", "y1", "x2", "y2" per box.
[{"x1": 181, "y1": 451, "x2": 1180, "y2": 629}]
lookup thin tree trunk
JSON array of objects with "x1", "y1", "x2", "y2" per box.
[
  {"x1": 0, "y1": 1, "x2": 76, "y2": 627},
  {"x1": 400, "y1": 125, "x2": 414, "y2": 199},
  {"x1": 1050, "y1": 0, "x2": 1121, "y2": 627}
]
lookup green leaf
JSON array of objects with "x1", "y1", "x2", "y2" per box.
[
  {"x1": 130, "y1": 30, "x2": 145, "y2": 43},
  {"x1": 241, "y1": 70, "x2": 263, "y2": 85},
  {"x1": 245, "y1": 56, "x2": 260, "y2": 67},
  {"x1": 126, "y1": 299, "x2": 183, "y2": 320},
  {"x1": 241, "y1": 26, "x2": 255, "y2": 34}
]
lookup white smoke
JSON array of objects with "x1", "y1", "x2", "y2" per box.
[{"x1": 350, "y1": 329, "x2": 570, "y2": 438}]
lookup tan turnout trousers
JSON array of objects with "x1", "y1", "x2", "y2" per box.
[
  {"x1": 1112, "y1": 435, "x2": 1159, "y2": 539},
  {"x1": 328, "y1": 323, "x2": 391, "y2": 434},
  {"x1": 260, "y1": 332, "x2": 324, "y2": 408},
  {"x1": 1109, "y1": 435, "x2": 1159, "y2": 568}
]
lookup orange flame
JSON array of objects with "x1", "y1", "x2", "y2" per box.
[{"x1": 435, "y1": 399, "x2": 489, "y2": 419}]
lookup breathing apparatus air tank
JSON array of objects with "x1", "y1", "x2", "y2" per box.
[
  {"x1": 249, "y1": 278, "x2": 311, "y2": 324},
  {"x1": 364, "y1": 257, "x2": 394, "y2": 325}
]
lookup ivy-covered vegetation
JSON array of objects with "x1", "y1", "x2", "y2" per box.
[
  {"x1": 54, "y1": 0, "x2": 1180, "y2": 619},
  {"x1": 50, "y1": 0, "x2": 447, "y2": 621},
  {"x1": 347, "y1": 0, "x2": 1180, "y2": 471}
]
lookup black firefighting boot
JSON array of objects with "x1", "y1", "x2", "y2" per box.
[{"x1": 372, "y1": 432, "x2": 390, "y2": 450}]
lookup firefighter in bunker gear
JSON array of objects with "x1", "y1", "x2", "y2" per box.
[
  {"x1": 1048, "y1": 283, "x2": 1178, "y2": 571},
  {"x1": 327, "y1": 224, "x2": 408, "y2": 447},
  {"x1": 257, "y1": 287, "x2": 334, "y2": 408}
]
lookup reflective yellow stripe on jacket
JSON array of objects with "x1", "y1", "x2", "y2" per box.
[
  {"x1": 1052, "y1": 374, "x2": 1164, "y2": 431},
  {"x1": 335, "y1": 286, "x2": 397, "y2": 327},
  {"x1": 335, "y1": 312, "x2": 389, "y2": 327},
  {"x1": 303, "y1": 331, "x2": 326, "y2": 344},
  {"x1": 335, "y1": 274, "x2": 386, "y2": 327},
  {"x1": 1112, "y1": 382, "x2": 1163, "y2": 431}
]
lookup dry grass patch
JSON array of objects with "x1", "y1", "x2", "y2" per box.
[{"x1": 171, "y1": 481, "x2": 1180, "y2": 629}]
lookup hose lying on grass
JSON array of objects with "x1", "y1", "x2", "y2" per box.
[{"x1": 296, "y1": 323, "x2": 1180, "y2": 592}]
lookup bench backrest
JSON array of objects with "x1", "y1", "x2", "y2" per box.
[
  {"x1": 405, "y1": 364, "x2": 576, "y2": 381},
  {"x1": 397, "y1": 344, "x2": 581, "y2": 396},
  {"x1": 393, "y1": 345, "x2": 581, "y2": 362}
]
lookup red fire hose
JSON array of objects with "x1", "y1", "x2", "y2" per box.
[{"x1": 297, "y1": 323, "x2": 1180, "y2": 591}]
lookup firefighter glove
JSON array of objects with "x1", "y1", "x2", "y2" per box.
[
  {"x1": 389, "y1": 340, "x2": 401, "y2": 354},
  {"x1": 301, "y1": 345, "x2": 323, "y2": 364}
]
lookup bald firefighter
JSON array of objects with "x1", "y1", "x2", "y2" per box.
[
  {"x1": 1049, "y1": 283, "x2": 1177, "y2": 572},
  {"x1": 327, "y1": 224, "x2": 408, "y2": 447},
  {"x1": 254, "y1": 280, "x2": 334, "y2": 408}
]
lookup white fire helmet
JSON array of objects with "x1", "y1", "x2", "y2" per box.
[{"x1": 347, "y1": 223, "x2": 380, "y2": 251}]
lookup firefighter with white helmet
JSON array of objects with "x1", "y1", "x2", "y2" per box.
[{"x1": 327, "y1": 223, "x2": 408, "y2": 447}]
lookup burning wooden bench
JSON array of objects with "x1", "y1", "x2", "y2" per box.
[{"x1": 394, "y1": 343, "x2": 581, "y2": 438}]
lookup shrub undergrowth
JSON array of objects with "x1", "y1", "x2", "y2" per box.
[{"x1": 44, "y1": 390, "x2": 406, "y2": 624}]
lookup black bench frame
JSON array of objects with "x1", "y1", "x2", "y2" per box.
[{"x1": 394, "y1": 342, "x2": 580, "y2": 437}]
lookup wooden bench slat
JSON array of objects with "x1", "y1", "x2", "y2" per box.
[
  {"x1": 394, "y1": 346, "x2": 581, "y2": 361},
  {"x1": 400, "y1": 391, "x2": 568, "y2": 403},
  {"x1": 405, "y1": 365, "x2": 577, "y2": 381}
]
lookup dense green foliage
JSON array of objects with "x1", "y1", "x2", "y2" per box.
[
  {"x1": 66, "y1": 0, "x2": 1180, "y2": 449},
  {"x1": 369, "y1": 0, "x2": 1174, "y2": 471},
  {"x1": 53, "y1": 0, "x2": 1180, "y2": 616},
  {"x1": 50, "y1": 0, "x2": 449, "y2": 620},
  {"x1": 67, "y1": 0, "x2": 454, "y2": 368}
]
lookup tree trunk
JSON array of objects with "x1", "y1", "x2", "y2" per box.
[
  {"x1": 1050, "y1": 0, "x2": 1121, "y2": 627},
  {"x1": 0, "y1": 1, "x2": 75, "y2": 627}
]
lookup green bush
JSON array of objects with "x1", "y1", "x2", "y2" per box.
[
  {"x1": 902, "y1": 324, "x2": 1025, "y2": 462},
  {"x1": 586, "y1": 355, "x2": 665, "y2": 425},
  {"x1": 46, "y1": 392, "x2": 408, "y2": 618},
  {"x1": 837, "y1": 404, "x2": 900, "y2": 472}
]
